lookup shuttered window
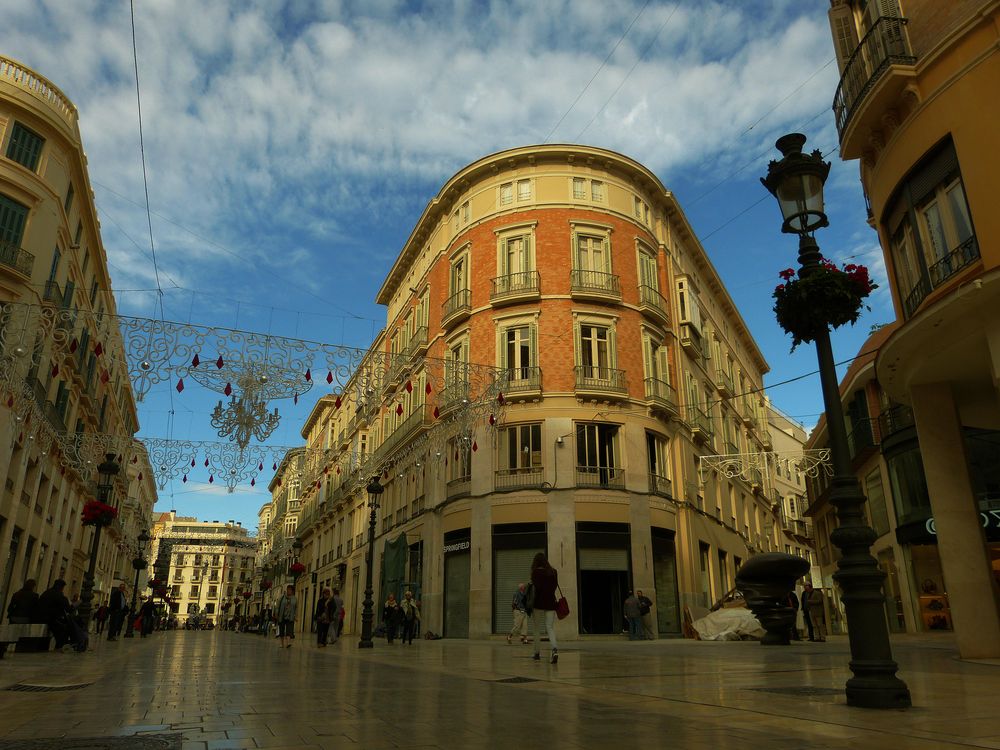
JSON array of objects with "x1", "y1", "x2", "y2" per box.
[
  {"x1": 0, "y1": 194, "x2": 29, "y2": 247},
  {"x1": 5, "y1": 122, "x2": 44, "y2": 171},
  {"x1": 493, "y1": 548, "x2": 541, "y2": 634}
]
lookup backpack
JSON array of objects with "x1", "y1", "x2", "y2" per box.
[{"x1": 524, "y1": 583, "x2": 536, "y2": 612}]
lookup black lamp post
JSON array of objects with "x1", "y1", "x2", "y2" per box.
[
  {"x1": 124, "y1": 529, "x2": 151, "y2": 639},
  {"x1": 358, "y1": 476, "x2": 383, "y2": 648},
  {"x1": 761, "y1": 133, "x2": 911, "y2": 709},
  {"x1": 78, "y1": 453, "x2": 120, "y2": 628}
]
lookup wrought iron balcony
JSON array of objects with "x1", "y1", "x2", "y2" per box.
[
  {"x1": 576, "y1": 466, "x2": 624, "y2": 490},
  {"x1": 715, "y1": 369, "x2": 734, "y2": 396},
  {"x1": 574, "y1": 365, "x2": 627, "y2": 398},
  {"x1": 905, "y1": 235, "x2": 980, "y2": 318},
  {"x1": 637, "y1": 284, "x2": 670, "y2": 323},
  {"x1": 42, "y1": 279, "x2": 63, "y2": 305},
  {"x1": 505, "y1": 366, "x2": 542, "y2": 394},
  {"x1": 491, "y1": 271, "x2": 540, "y2": 304},
  {"x1": 570, "y1": 269, "x2": 621, "y2": 300},
  {"x1": 495, "y1": 467, "x2": 544, "y2": 491},
  {"x1": 439, "y1": 380, "x2": 470, "y2": 412},
  {"x1": 847, "y1": 418, "x2": 879, "y2": 462},
  {"x1": 679, "y1": 323, "x2": 702, "y2": 358},
  {"x1": 878, "y1": 404, "x2": 915, "y2": 439},
  {"x1": 446, "y1": 476, "x2": 471, "y2": 499},
  {"x1": 404, "y1": 326, "x2": 428, "y2": 356},
  {"x1": 833, "y1": 16, "x2": 916, "y2": 140},
  {"x1": 644, "y1": 377, "x2": 678, "y2": 417},
  {"x1": 0, "y1": 239, "x2": 34, "y2": 277},
  {"x1": 688, "y1": 407, "x2": 714, "y2": 444},
  {"x1": 649, "y1": 473, "x2": 673, "y2": 498},
  {"x1": 441, "y1": 288, "x2": 471, "y2": 326}
]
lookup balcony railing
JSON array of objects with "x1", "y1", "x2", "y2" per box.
[
  {"x1": 715, "y1": 370, "x2": 734, "y2": 396},
  {"x1": 505, "y1": 366, "x2": 542, "y2": 394},
  {"x1": 833, "y1": 16, "x2": 916, "y2": 138},
  {"x1": 0, "y1": 239, "x2": 35, "y2": 277},
  {"x1": 576, "y1": 466, "x2": 625, "y2": 490},
  {"x1": 376, "y1": 403, "x2": 431, "y2": 458},
  {"x1": 0, "y1": 55, "x2": 78, "y2": 129},
  {"x1": 879, "y1": 404, "x2": 915, "y2": 439},
  {"x1": 637, "y1": 284, "x2": 669, "y2": 322},
  {"x1": 649, "y1": 473, "x2": 672, "y2": 498},
  {"x1": 446, "y1": 476, "x2": 471, "y2": 499},
  {"x1": 644, "y1": 377, "x2": 678, "y2": 415},
  {"x1": 42, "y1": 279, "x2": 63, "y2": 305},
  {"x1": 404, "y1": 326, "x2": 428, "y2": 356},
  {"x1": 441, "y1": 289, "x2": 471, "y2": 325},
  {"x1": 679, "y1": 323, "x2": 702, "y2": 358},
  {"x1": 903, "y1": 236, "x2": 980, "y2": 318},
  {"x1": 495, "y1": 467, "x2": 544, "y2": 491},
  {"x1": 439, "y1": 380, "x2": 470, "y2": 411},
  {"x1": 570, "y1": 269, "x2": 621, "y2": 298},
  {"x1": 575, "y1": 365, "x2": 627, "y2": 396},
  {"x1": 847, "y1": 418, "x2": 878, "y2": 461},
  {"x1": 491, "y1": 271, "x2": 540, "y2": 302},
  {"x1": 689, "y1": 407, "x2": 714, "y2": 443}
]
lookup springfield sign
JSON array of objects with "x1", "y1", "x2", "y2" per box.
[{"x1": 443, "y1": 540, "x2": 471, "y2": 554}]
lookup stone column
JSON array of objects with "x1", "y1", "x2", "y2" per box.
[
  {"x1": 547, "y1": 488, "x2": 578, "y2": 639},
  {"x1": 910, "y1": 382, "x2": 1000, "y2": 658},
  {"x1": 468, "y1": 493, "x2": 492, "y2": 639}
]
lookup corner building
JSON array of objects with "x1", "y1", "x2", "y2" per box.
[
  {"x1": 827, "y1": 0, "x2": 1000, "y2": 657},
  {"x1": 297, "y1": 145, "x2": 807, "y2": 639},
  {"x1": 0, "y1": 57, "x2": 156, "y2": 613}
]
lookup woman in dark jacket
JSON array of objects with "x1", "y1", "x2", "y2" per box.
[{"x1": 529, "y1": 552, "x2": 560, "y2": 664}]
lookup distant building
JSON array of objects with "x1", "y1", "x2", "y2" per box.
[
  {"x1": 827, "y1": 0, "x2": 1000, "y2": 656},
  {"x1": 149, "y1": 512, "x2": 257, "y2": 625}
]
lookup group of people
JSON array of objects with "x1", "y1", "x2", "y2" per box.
[
  {"x1": 788, "y1": 581, "x2": 829, "y2": 641},
  {"x1": 623, "y1": 590, "x2": 655, "y2": 640},
  {"x1": 6, "y1": 578, "x2": 160, "y2": 653},
  {"x1": 381, "y1": 590, "x2": 420, "y2": 644},
  {"x1": 505, "y1": 552, "x2": 562, "y2": 663}
]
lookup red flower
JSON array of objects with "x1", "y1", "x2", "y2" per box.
[
  {"x1": 778, "y1": 268, "x2": 796, "y2": 281},
  {"x1": 289, "y1": 562, "x2": 306, "y2": 578},
  {"x1": 81, "y1": 499, "x2": 118, "y2": 527}
]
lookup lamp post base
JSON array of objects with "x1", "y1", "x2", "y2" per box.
[
  {"x1": 846, "y1": 673, "x2": 912, "y2": 709},
  {"x1": 123, "y1": 609, "x2": 135, "y2": 639}
]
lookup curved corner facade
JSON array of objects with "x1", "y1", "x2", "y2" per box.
[
  {"x1": 827, "y1": 1, "x2": 1000, "y2": 656},
  {"x1": 273, "y1": 145, "x2": 813, "y2": 640},
  {"x1": 0, "y1": 58, "x2": 157, "y2": 614}
]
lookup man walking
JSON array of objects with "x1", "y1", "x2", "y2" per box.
[
  {"x1": 107, "y1": 583, "x2": 128, "y2": 641},
  {"x1": 507, "y1": 583, "x2": 529, "y2": 644},
  {"x1": 636, "y1": 590, "x2": 654, "y2": 640},
  {"x1": 801, "y1": 582, "x2": 826, "y2": 642},
  {"x1": 623, "y1": 591, "x2": 642, "y2": 640}
]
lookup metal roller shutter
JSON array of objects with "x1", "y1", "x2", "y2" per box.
[{"x1": 493, "y1": 547, "x2": 541, "y2": 634}]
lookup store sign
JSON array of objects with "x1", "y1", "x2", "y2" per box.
[
  {"x1": 926, "y1": 510, "x2": 1000, "y2": 535},
  {"x1": 897, "y1": 503, "x2": 1000, "y2": 545},
  {"x1": 443, "y1": 540, "x2": 470, "y2": 554}
]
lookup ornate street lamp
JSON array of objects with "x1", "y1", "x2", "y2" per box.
[
  {"x1": 78, "y1": 453, "x2": 120, "y2": 628},
  {"x1": 358, "y1": 476, "x2": 383, "y2": 649},
  {"x1": 761, "y1": 133, "x2": 911, "y2": 709},
  {"x1": 124, "y1": 529, "x2": 151, "y2": 639}
]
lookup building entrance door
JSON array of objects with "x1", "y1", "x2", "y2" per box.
[
  {"x1": 578, "y1": 568, "x2": 628, "y2": 634},
  {"x1": 443, "y1": 550, "x2": 470, "y2": 638}
]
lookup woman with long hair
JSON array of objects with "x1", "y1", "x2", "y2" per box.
[{"x1": 529, "y1": 552, "x2": 560, "y2": 663}]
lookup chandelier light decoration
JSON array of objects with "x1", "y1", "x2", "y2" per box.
[
  {"x1": 698, "y1": 448, "x2": 832, "y2": 486},
  {"x1": 0, "y1": 302, "x2": 509, "y2": 493}
]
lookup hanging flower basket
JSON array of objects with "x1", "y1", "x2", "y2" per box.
[
  {"x1": 81, "y1": 499, "x2": 118, "y2": 527},
  {"x1": 289, "y1": 562, "x2": 306, "y2": 579},
  {"x1": 773, "y1": 262, "x2": 877, "y2": 351},
  {"x1": 242, "y1": 590, "x2": 252, "y2": 600},
  {"x1": 148, "y1": 578, "x2": 164, "y2": 589},
  {"x1": 260, "y1": 580, "x2": 273, "y2": 592}
]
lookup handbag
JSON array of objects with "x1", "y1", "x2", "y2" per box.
[{"x1": 555, "y1": 585, "x2": 570, "y2": 620}]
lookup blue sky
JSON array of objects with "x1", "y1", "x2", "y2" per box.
[{"x1": 1, "y1": 0, "x2": 892, "y2": 529}]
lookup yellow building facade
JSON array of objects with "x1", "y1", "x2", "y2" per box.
[
  {"x1": 281, "y1": 145, "x2": 813, "y2": 640},
  {"x1": 828, "y1": 0, "x2": 1000, "y2": 657},
  {"x1": 0, "y1": 57, "x2": 157, "y2": 616}
]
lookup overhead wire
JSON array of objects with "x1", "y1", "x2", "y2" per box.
[{"x1": 542, "y1": 0, "x2": 652, "y2": 143}]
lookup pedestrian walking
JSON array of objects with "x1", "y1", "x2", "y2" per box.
[
  {"x1": 139, "y1": 596, "x2": 155, "y2": 637},
  {"x1": 507, "y1": 583, "x2": 529, "y2": 644},
  {"x1": 38, "y1": 579, "x2": 85, "y2": 651},
  {"x1": 400, "y1": 590, "x2": 420, "y2": 645},
  {"x1": 637, "y1": 590, "x2": 655, "y2": 640},
  {"x1": 529, "y1": 552, "x2": 560, "y2": 664},
  {"x1": 623, "y1": 591, "x2": 642, "y2": 640},
  {"x1": 276, "y1": 585, "x2": 297, "y2": 648},
  {"x1": 801, "y1": 582, "x2": 827, "y2": 641},
  {"x1": 6, "y1": 579, "x2": 38, "y2": 624},
  {"x1": 315, "y1": 588, "x2": 334, "y2": 647},
  {"x1": 95, "y1": 602, "x2": 109, "y2": 634},
  {"x1": 332, "y1": 588, "x2": 345, "y2": 640},
  {"x1": 383, "y1": 592, "x2": 401, "y2": 644},
  {"x1": 787, "y1": 588, "x2": 801, "y2": 641}
]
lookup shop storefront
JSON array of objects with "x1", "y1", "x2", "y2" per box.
[
  {"x1": 651, "y1": 527, "x2": 681, "y2": 635},
  {"x1": 576, "y1": 522, "x2": 631, "y2": 635},
  {"x1": 492, "y1": 522, "x2": 546, "y2": 635},
  {"x1": 443, "y1": 529, "x2": 471, "y2": 638}
]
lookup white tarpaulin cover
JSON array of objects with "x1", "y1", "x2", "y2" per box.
[{"x1": 692, "y1": 607, "x2": 765, "y2": 641}]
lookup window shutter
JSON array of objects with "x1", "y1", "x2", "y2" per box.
[
  {"x1": 657, "y1": 345, "x2": 671, "y2": 385},
  {"x1": 609, "y1": 326, "x2": 618, "y2": 368},
  {"x1": 529, "y1": 324, "x2": 538, "y2": 367},
  {"x1": 573, "y1": 322, "x2": 582, "y2": 366},
  {"x1": 602, "y1": 236, "x2": 612, "y2": 272},
  {"x1": 0, "y1": 195, "x2": 29, "y2": 246},
  {"x1": 642, "y1": 333, "x2": 653, "y2": 378},
  {"x1": 571, "y1": 232, "x2": 579, "y2": 270},
  {"x1": 907, "y1": 140, "x2": 959, "y2": 205},
  {"x1": 499, "y1": 328, "x2": 508, "y2": 369},
  {"x1": 829, "y1": 7, "x2": 859, "y2": 73}
]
